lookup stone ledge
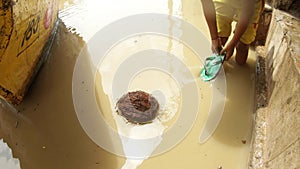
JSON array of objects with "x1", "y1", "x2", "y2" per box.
[
  {"x1": 249, "y1": 108, "x2": 267, "y2": 169},
  {"x1": 249, "y1": 46, "x2": 268, "y2": 169}
]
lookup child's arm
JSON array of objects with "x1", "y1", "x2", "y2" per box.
[
  {"x1": 201, "y1": 0, "x2": 221, "y2": 53},
  {"x1": 221, "y1": 0, "x2": 255, "y2": 59}
]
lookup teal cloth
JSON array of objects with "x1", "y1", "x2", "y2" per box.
[{"x1": 200, "y1": 53, "x2": 225, "y2": 82}]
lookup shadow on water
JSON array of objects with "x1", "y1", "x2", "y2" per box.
[
  {"x1": 0, "y1": 21, "x2": 120, "y2": 169},
  {"x1": 212, "y1": 57, "x2": 256, "y2": 147}
]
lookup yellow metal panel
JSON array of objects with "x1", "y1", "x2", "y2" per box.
[{"x1": 0, "y1": 0, "x2": 59, "y2": 104}]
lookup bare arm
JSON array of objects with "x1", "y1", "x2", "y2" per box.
[
  {"x1": 201, "y1": 0, "x2": 221, "y2": 53},
  {"x1": 201, "y1": 0, "x2": 218, "y2": 40}
]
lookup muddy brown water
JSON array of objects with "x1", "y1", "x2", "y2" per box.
[{"x1": 0, "y1": 0, "x2": 256, "y2": 169}]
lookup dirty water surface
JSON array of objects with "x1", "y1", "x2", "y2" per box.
[{"x1": 0, "y1": 0, "x2": 256, "y2": 169}]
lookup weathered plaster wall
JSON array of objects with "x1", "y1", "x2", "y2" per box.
[{"x1": 250, "y1": 6, "x2": 300, "y2": 169}]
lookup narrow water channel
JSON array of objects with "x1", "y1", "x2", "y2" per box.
[{"x1": 0, "y1": 0, "x2": 256, "y2": 168}]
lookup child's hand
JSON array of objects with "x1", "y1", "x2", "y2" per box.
[
  {"x1": 211, "y1": 38, "x2": 222, "y2": 54},
  {"x1": 221, "y1": 42, "x2": 235, "y2": 60}
]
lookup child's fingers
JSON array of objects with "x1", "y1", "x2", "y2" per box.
[
  {"x1": 221, "y1": 47, "x2": 232, "y2": 61},
  {"x1": 220, "y1": 48, "x2": 226, "y2": 55},
  {"x1": 225, "y1": 53, "x2": 231, "y2": 61}
]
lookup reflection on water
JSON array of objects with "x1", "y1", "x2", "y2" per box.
[
  {"x1": 0, "y1": 139, "x2": 20, "y2": 169},
  {"x1": 167, "y1": 0, "x2": 174, "y2": 53},
  {"x1": 59, "y1": 0, "x2": 182, "y2": 41},
  {"x1": 0, "y1": 22, "x2": 121, "y2": 169}
]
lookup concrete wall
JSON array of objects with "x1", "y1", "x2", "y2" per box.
[
  {"x1": 264, "y1": 9, "x2": 300, "y2": 168},
  {"x1": 250, "y1": 3, "x2": 300, "y2": 169}
]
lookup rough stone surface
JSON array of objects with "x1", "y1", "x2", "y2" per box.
[
  {"x1": 265, "y1": 50, "x2": 300, "y2": 160},
  {"x1": 266, "y1": 138, "x2": 300, "y2": 169}
]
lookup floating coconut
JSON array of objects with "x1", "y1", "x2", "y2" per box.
[{"x1": 116, "y1": 91, "x2": 159, "y2": 124}]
